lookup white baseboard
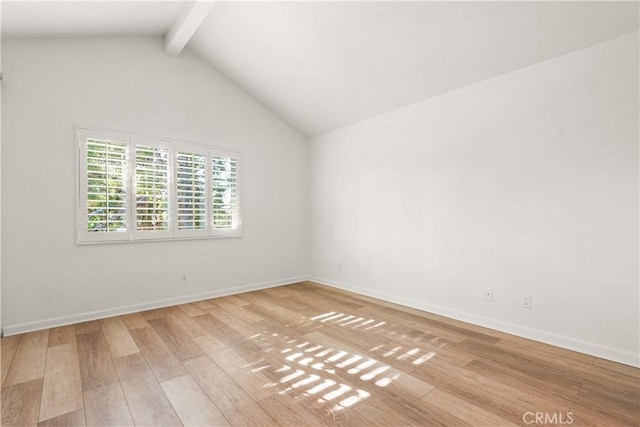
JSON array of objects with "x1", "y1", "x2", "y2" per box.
[
  {"x1": 309, "y1": 276, "x2": 640, "y2": 368},
  {"x1": 2, "y1": 276, "x2": 307, "y2": 336}
]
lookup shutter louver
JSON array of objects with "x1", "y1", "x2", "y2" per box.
[
  {"x1": 135, "y1": 144, "x2": 169, "y2": 232},
  {"x1": 85, "y1": 138, "x2": 128, "y2": 233},
  {"x1": 176, "y1": 151, "x2": 207, "y2": 230},
  {"x1": 211, "y1": 155, "x2": 239, "y2": 230}
]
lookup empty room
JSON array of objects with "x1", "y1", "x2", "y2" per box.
[{"x1": 0, "y1": 1, "x2": 638, "y2": 426}]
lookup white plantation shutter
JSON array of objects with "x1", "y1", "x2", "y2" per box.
[
  {"x1": 78, "y1": 129, "x2": 131, "y2": 242},
  {"x1": 175, "y1": 144, "x2": 208, "y2": 237},
  {"x1": 133, "y1": 139, "x2": 171, "y2": 239},
  {"x1": 77, "y1": 127, "x2": 242, "y2": 243},
  {"x1": 210, "y1": 149, "x2": 241, "y2": 236}
]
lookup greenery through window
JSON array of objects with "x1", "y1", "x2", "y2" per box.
[
  {"x1": 212, "y1": 155, "x2": 239, "y2": 229},
  {"x1": 177, "y1": 151, "x2": 207, "y2": 230},
  {"x1": 86, "y1": 138, "x2": 128, "y2": 233},
  {"x1": 135, "y1": 145, "x2": 169, "y2": 231},
  {"x1": 77, "y1": 127, "x2": 241, "y2": 243}
]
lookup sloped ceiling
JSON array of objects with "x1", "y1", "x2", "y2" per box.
[{"x1": 3, "y1": 1, "x2": 639, "y2": 137}]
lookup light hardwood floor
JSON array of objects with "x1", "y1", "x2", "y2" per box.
[{"x1": 1, "y1": 282, "x2": 639, "y2": 426}]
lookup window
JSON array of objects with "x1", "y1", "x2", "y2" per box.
[
  {"x1": 175, "y1": 145, "x2": 208, "y2": 237},
  {"x1": 77, "y1": 127, "x2": 241, "y2": 243},
  {"x1": 211, "y1": 149, "x2": 240, "y2": 232},
  {"x1": 133, "y1": 141, "x2": 171, "y2": 237}
]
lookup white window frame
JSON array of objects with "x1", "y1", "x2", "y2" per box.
[
  {"x1": 76, "y1": 126, "x2": 242, "y2": 244},
  {"x1": 77, "y1": 128, "x2": 131, "y2": 243}
]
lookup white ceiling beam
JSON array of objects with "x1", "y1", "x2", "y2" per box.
[{"x1": 164, "y1": 1, "x2": 214, "y2": 55}]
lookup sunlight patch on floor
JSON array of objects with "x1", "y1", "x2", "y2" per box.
[{"x1": 243, "y1": 311, "x2": 442, "y2": 412}]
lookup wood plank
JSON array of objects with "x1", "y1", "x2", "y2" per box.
[
  {"x1": 39, "y1": 344, "x2": 84, "y2": 422},
  {"x1": 260, "y1": 285, "x2": 299, "y2": 298},
  {"x1": 413, "y1": 358, "x2": 569, "y2": 424},
  {"x1": 276, "y1": 294, "x2": 317, "y2": 312},
  {"x1": 147, "y1": 317, "x2": 204, "y2": 362},
  {"x1": 464, "y1": 358, "x2": 580, "y2": 398},
  {"x1": 304, "y1": 398, "x2": 374, "y2": 426},
  {"x1": 367, "y1": 336, "x2": 472, "y2": 370},
  {"x1": 4, "y1": 330, "x2": 49, "y2": 386},
  {"x1": 161, "y1": 374, "x2": 230, "y2": 426},
  {"x1": 444, "y1": 354, "x2": 637, "y2": 426},
  {"x1": 166, "y1": 307, "x2": 210, "y2": 340},
  {"x1": 140, "y1": 308, "x2": 168, "y2": 321},
  {"x1": 495, "y1": 335, "x2": 596, "y2": 364},
  {"x1": 202, "y1": 305, "x2": 262, "y2": 339},
  {"x1": 121, "y1": 312, "x2": 151, "y2": 331},
  {"x1": 567, "y1": 406, "x2": 639, "y2": 427},
  {"x1": 1, "y1": 335, "x2": 21, "y2": 387},
  {"x1": 352, "y1": 305, "x2": 470, "y2": 345},
  {"x1": 1, "y1": 378, "x2": 44, "y2": 426},
  {"x1": 210, "y1": 298, "x2": 263, "y2": 323},
  {"x1": 577, "y1": 383, "x2": 639, "y2": 424},
  {"x1": 37, "y1": 408, "x2": 86, "y2": 427},
  {"x1": 313, "y1": 322, "x2": 451, "y2": 374},
  {"x1": 493, "y1": 338, "x2": 596, "y2": 374},
  {"x1": 185, "y1": 356, "x2": 278, "y2": 427},
  {"x1": 75, "y1": 321, "x2": 100, "y2": 335},
  {"x1": 305, "y1": 331, "x2": 434, "y2": 399},
  {"x1": 258, "y1": 393, "x2": 328, "y2": 426},
  {"x1": 311, "y1": 284, "x2": 438, "y2": 320},
  {"x1": 193, "y1": 338, "x2": 280, "y2": 401},
  {"x1": 191, "y1": 330, "x2": 228, "y2": 355},
  {"x1": 47, "y1": 325, "x2": 76, "y2": 348},
  {"x1": 177, "y1": 303, "x2": 206, "y2": 317},
  {"x1": 593, "y1": 357, "x2": 640, "y2": 378},
  {"x1": 195, "y1": 313, "x2": 262, "y2": 355},
  {"x1": 363, "y1": 383, "x2": 478, "y2": 426},
  {"x1": 220, "y1": 294, "x2": 252, "y2": 306},
  {"x1": 76, "y1": 329, "x2": 119, "y2": 392},
  {"x1": 241, "y1": 294, "x2": 308, "y2": 325},
  {"x1": 100, "y1": 317, "x2": 139, "y2": 358},
  {"x1": 83, "y1": 383, "x2": 133, "y2": 427},
  {"x1": 354, "y1": 398, "x2": 422, "y2": 426},
  {"x1": 129, "y1": 326, "x2": 188, "y2": 383},
  {"x1": 113, "y1": 353, "x2": 181, "y2": 426},
  {"x1": 494, "y1": 338, "x2": 638, "y2": 395},
  {"x1": 296, "y1": 284, "x2": 365, "y2": 311},
  {"x1": 382, "y1": 307, "x2": 501, "y2": 345},
  {"x1": 193, "y1": 299, "x2": 216, "y2": 311},
  {"x1": 423, "y1": 388, "x2": 517, "y2": 426},
  {"x1": 459, "y1": 339, "x2": 584, "y2": 395},
  {"x1": 565, "y1": 359, "x2": 639, "y2": 391},
  {"x1": 268, "y1": 366, "x2": 375, "y2": 424}
]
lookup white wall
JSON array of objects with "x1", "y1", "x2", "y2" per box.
[
  {"x1": 0, "y1": 2, "x2": 3, "y2": 335},
  {"x1": 309, "y1": 33, "x2": 639, "y2": 366},
  {"x1": 1, "y1": 37, "x2": 308, "y2": 333}
]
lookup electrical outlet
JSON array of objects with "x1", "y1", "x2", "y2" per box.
[
  {"x1": 484, "y1": 289, "x2": 493, "y2": 301},
  {"x1": 180, "y1": 273, "x2": 188, "y2": 283},
  {"x1": 522, "y1": 294, "x2": 532, "y2": 309}
]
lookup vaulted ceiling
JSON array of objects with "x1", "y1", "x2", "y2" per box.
[{"x1": 3, "y1": 1, "x2": 639, "y2": 137}]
